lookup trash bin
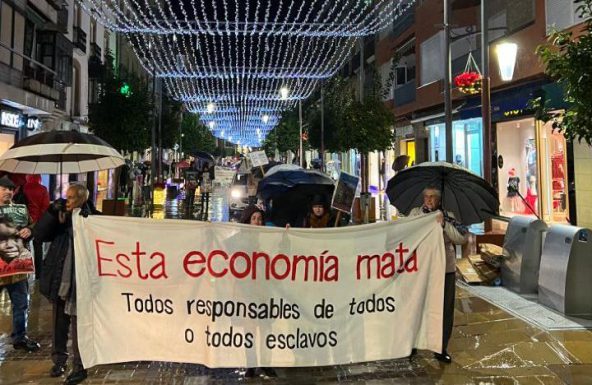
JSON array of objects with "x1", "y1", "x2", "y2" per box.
[
  {"x1": 538, "y1": 225, "x2": 592, "y2": 319},
  {"x1": 501, "y1": 216, "x2": 548, "y2": 294}
]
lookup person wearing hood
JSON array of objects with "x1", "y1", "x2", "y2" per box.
[
  {"x1": 304, "y1": 194, "x2": 336, "y2": 228},
  {"x1": 23, "y1": 175, "x2": 50, "y2": 279}
]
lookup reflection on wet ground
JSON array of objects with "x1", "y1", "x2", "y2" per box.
[
  {"x1": 1, "y1": 194, "x2": 591, "y2": 384},
  {"x1": 2, "y1": 285, "x2": 590, "y2": 384}
]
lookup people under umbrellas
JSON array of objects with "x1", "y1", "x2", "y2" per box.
[
  {"x1": 304, "y1": 194, "x2": 337, "y2": 228},
  {"x1": 408, "y1": 186, "x2": 468, "y2": 364}
]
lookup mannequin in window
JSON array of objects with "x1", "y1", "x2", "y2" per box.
[
  {"x1": 506, "y1": 168, "x2": 521, "y2": 213},
  {"x1": 551, "y1": 142, "x2": 565, "y2": 190},
  {"x1": 525, "y1": 174, "x2": 538, "y2": 215}
]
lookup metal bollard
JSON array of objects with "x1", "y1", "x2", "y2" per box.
[
  {"x1": 538, "y1": 225, "x2": 592, "y2": 319},
  {"x1": 501, "y1": 216, "x2": 548, "y2": 294}
]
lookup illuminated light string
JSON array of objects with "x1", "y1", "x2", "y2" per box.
[
  {"x1": 78, "y1": 0, "x2": 416, "y2": 37},
  {"x1": 127, "y1": 33, "x2": 356, "y2": 79},
  {"x1": 77, "y1": 0, "x2": 417, "y2": 145}
]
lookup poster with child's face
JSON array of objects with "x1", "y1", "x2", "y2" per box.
[{"x1": 0, "y1": 206, "x2": 34, "y2": 278}]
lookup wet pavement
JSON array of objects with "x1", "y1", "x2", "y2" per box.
[{"x1": 1, "y1": 192, "x2": 591, "y2": 384}]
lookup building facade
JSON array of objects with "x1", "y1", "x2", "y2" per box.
[
  {"x1": 0, "y1": 0, "x2": 149, "y2": 208},
  {"x1": 347, "y1": 0, "x2": 591, "y2": 227}
]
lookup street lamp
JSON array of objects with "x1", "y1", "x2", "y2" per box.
[
  {"x1": 207, "y1": 102, "x2": 215, "y2": 114},
  {"x1": 262, "y1": 114, "x2": 269, "y2": 124},
  {"x1": 496, "y1": 42, "x2": 518, "y2": 81},
  {"x1": 208, "y1": 121, "x2": 215, "y2": 129}
]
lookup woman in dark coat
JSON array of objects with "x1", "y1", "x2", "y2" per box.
[{"x1": 34, "y1": 184, "x2": 99, "y2": 385}]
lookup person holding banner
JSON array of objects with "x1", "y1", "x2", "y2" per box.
[
  {"x1": 239, "y1": 205, "x2": 277, "y2": 379},
  {"x1": 0, "y1": 176, "x2": 40, "y2": 353},
  {"x1": 408, "y1": 186, "x2": 467, "y2": 363},
  {"x1": 35, "y1": 184, "x2": 99, "y2": 384},
  {"x1": 240, "y1": 205, "x2": 265, "y2": 226}
]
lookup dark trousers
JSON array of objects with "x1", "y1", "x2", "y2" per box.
[
  {"x1": 442, "y1": 272, "x2": 456, "y2": 353},
  {"x1": 71, "y1": 315, "x2": 83, "y2": 370},
  {"x1": 1, "y1": 280, "x2": 29, "y2": 343},
  {"x1": 33, "y1": 240, "x2": 44, "y2": 279},
  {"x1": 52, "y1": 299, "x2": 71, "y2": 366}
]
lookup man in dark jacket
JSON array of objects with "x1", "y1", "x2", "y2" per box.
[
  {"x1": 23, "y1": 174, "x2": 50, "y2": 279},
  {"x1": 35, "y1": 183, "x2": 99, "y2": 385}
]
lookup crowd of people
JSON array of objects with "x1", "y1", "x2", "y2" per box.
[{"x1": 0, "y1": 163, "x2": 468, "y2": 384}]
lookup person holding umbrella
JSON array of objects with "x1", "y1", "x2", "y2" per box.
[
  {"x1": 408, "y1": 186, "x2": 467, "y2": 363},
  {"x1": 34, "y1": 184, "x2": 100, "y2": 384}
]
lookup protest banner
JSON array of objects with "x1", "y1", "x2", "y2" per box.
[
  {"x1": 74, "y1": 212, "x2": 445, "y2": 368},
  {"x1": 331, "y1": 172, "x2": 359, "y2": 213},
  {"x1": 0, "y1": 204, "x2": 35, "y2": 278}
]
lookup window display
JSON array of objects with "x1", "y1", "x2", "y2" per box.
[
  {"x1": 496, "y1": 118, "x2": 538, "y2": 218},
  {"x1": 496, "y1": 117, "x2": 569, "y2": 224},
  {"x1": 539, "y1": 122, "x2": 569, "y2": 223},
  {"x1": 427, "y1": 118, "x2": 483, "y2": 176}
]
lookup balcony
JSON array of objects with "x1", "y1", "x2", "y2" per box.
[
  {"x1": 73, "y1": 26, "x2": 87, "y2": 54},
  {"x1": 90, "y1": 42, "x2": 102, "y2": 59},
  {"x1": 394, "y1": 80, "x2": 416, "y2": 107},
  {"x1": 23, "y1": 65, "x2": 61, "y2": 101},
  {"x1": 392, "y1": 6, "x2": 415, "y2": 37}
]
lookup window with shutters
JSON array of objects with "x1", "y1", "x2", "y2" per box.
[
  {"x1": 546, "y1": 0, "x2": 587, "y2": 33},
  {"x1": 420, "y1": 31, "x2": 444, "y2": 86}
]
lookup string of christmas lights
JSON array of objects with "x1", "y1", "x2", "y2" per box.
[
  {"x1": 79, "y1": 0, "x2": 415, "y2": 37},
  {"x1": 80, "y1": 0, "x2": 417, "y2": 146}
]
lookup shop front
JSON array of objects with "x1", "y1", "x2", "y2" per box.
[
  {"x1": 496, "y1": 117, "x2": 570, "y2": 224},
  {"x1": 426, "y1": 117, "x2": 484, "y2": 177}
]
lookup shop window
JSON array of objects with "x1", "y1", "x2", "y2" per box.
[
  {"x1": 428, "y1": 118, "x2": 483, "y2": 176},
  {"x1": 539, "y1": 121, "x2": 570, "y2": 223},
  {"x1": 428, "y1": 123, "x2": 446, "y2": 162},
  {"x1": 0, "y1": 132, "x2": 16, "y2": 157},
  {"x1": 496, "y1": 118, "x2": 539, "y2": 218}
]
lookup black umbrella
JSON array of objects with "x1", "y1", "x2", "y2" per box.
[
  {"x1": 257, "y1": 164, "x2": 335, "y2": 200},
  {"x1": 191, "y1": 151, "x2": 215, "y2": 163},
  {"x1": 392, "y1": 155, "x2": 411, "y2": 172},
  {"x1": 386, "y1": 161, "x2": 499, "y2": 225},
  {"x1": 0, "y1": 130, "x2": 124, "y2": 174}
]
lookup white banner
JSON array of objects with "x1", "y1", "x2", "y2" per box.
[{"x1": 73, "y1": 213, "x2": 445, "y2": 368}]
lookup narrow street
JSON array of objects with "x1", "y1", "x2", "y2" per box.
[{"x1": 0, "y1": 191, "x2": 590, "y2": 384}]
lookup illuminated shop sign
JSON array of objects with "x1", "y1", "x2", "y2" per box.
[
  {"x1": 1, "y1": 111, "x2": 22, "y2": 129},
  {"x1": 0, "y1": 110, "x2": 42, "y2": 131}
]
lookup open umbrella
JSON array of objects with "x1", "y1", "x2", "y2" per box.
[
  {"x1": 258, "y1": 165, "x2": 335, "y2": 226},
  {"x1": 176, "y1": 160, "x2": 191, "y2": 169},
  {"x1": 386, "y1": 161, "x2": 499, "y2": 225},
  {"x1": 191, "y1": 151, "x2": 215, "y2": 163},
  {"x1": 257, "y1": 164, "x2": 335, "y2": 200},
  {"x1": 250, "y1": 161, "x2": 283, "y2": 179},
  {"x1": 0, "y1": 130, "x2": 124, "y2": 174}
]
